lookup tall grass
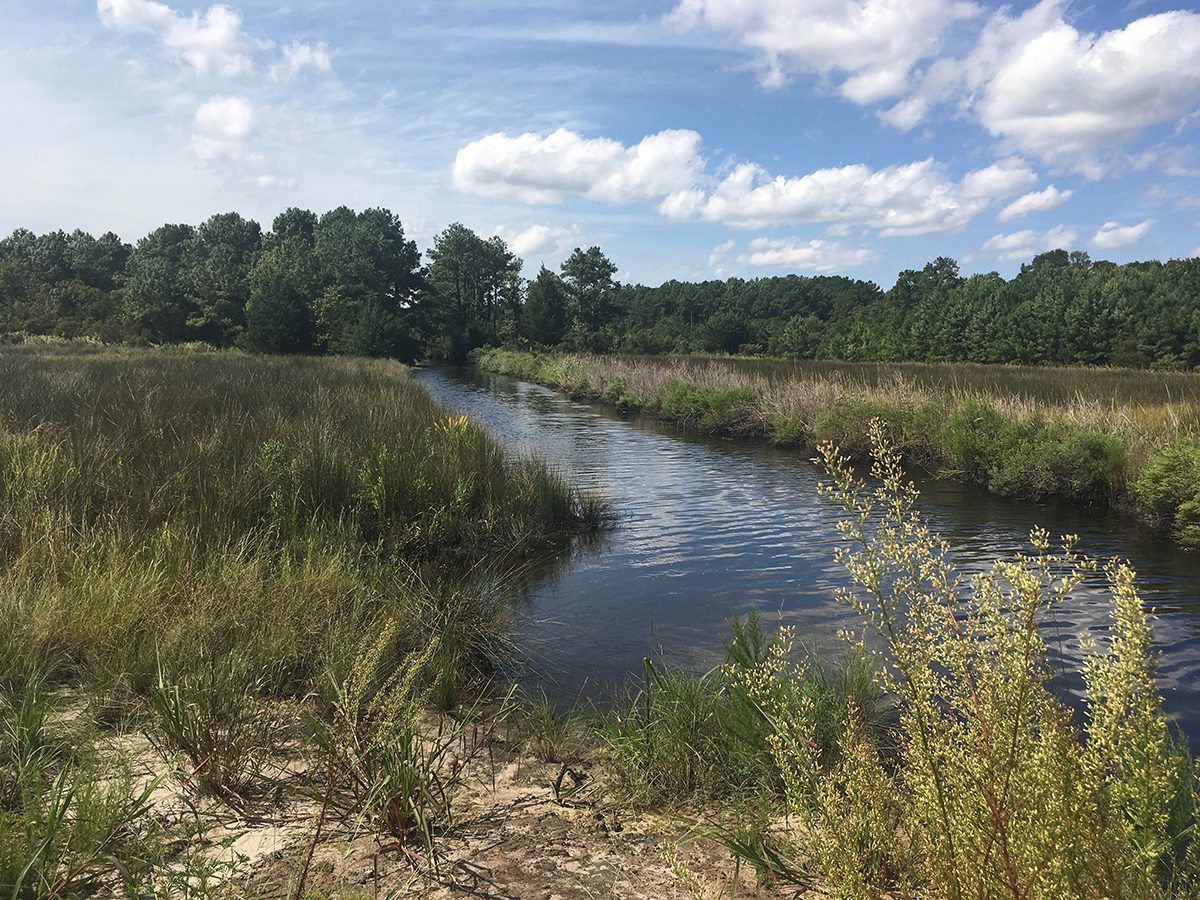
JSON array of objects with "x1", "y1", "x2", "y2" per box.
[
  {"x1": 0, "y1": 344, "x2": 607, "y2": 893},
  {"x1": 0, "y1": 345, "x2": 605, "y2": 693},
  {"x1": 477, "y1": 348, "x2": 1200, "y2": 546},
  {"x1": 594, "y1": 614, "x2": 882, "y2": 809}
]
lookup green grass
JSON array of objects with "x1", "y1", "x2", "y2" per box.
[
  {"x1": 593, "y1": 613, "x2": 883, "y2": 809},
  {"x1": 0, "y1": 343, "x2": 608, "y2": 894},
  {"x1": 477, "y1": 348, "x2": 1200, "y2": 546},
  {"x1": 0, "y1": 345, "x2": 606, "y2": 694}
]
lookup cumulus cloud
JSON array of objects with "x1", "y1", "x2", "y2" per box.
[
  {"x1": 982, "y1": 224, "x2": 1077, "y2": 260},
  {"x1": 739, "y1": 237, "x2": 874, "y2": 271},
  {"x1": 980, "y1": 9, "x2": 1200, "y2": 164},
  {"x1": 98, "y1": 0, "x2": 257, "y2": 76},
  {"x1": 958, "y1": 156, "x2": 1037, "y2": 199},
  {"x1": 453, "y1": 128, "x2": 704, "y2": 204},
  {"x1": 493, "y1": 223, "x2": 581, "y2": 258},
  {"x1": 887, "y1": 1, "x2": 1200, "y2": 170},
  {"x1": 997, "y1": 185, "x2": 1073, "y2": 222},
  {"x1": 191, "y1": 94, "x2": 255, "y2": 159},
  {"x1": 660, "y1": 157, "x2": 1023, "y2": 235},
  {"x1": 667, "y1": 0, "x2": 979, "y2": 102},
  {"x1": 270, "y1": 41, "x2": 333, "y2": 81},
  {"x1": 1089, "y1": 219, "x2": 1153, "y2": 250}
]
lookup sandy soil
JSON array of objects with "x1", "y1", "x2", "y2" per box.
[
  {"x1": 237, "y1": 736, "x2": 802, "y2": 899},
  {"x1": 65, "y1": 694, "x2": 801, "y2": 898}
]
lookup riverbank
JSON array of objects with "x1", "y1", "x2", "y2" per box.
[{"x1": 476, "y1": 348, "x2": 1200, "y2": 548}]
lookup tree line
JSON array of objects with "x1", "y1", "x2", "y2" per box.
[{"x1": 3, "y1": 208, "x2": 1199, "y2": 368}]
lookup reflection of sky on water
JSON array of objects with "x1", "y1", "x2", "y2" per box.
[{"x1": 415, "y1": 366, "x2": 1200, "y2": 741}]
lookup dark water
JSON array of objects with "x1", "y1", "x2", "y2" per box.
[{"x1": 414, "y1": 365, "x2": 1200, "y2": 739}]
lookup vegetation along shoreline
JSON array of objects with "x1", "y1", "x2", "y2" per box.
[{"x1": 475, "y1": 347, "x2": 1200, "y2": 549}]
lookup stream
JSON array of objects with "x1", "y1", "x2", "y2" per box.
[{"x1": 415, "y1": 365, "x2": 1200, "y2": 741}]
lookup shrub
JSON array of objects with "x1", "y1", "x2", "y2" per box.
[
  {"x1": 726, "y1": 420, "x2": 1198, "y2": 897},
  {"x1": 656, "y1": 381, "x2": 762, "y2": 433},
  {"x1": 987, "y1": 418, "x2": 1126, "y2": 501},
  {"x1": 941, "y1": 399, "x2": 1007, "y2": 478},
  {"x1": 1131, "y1": 443, "x2": 1200, "y2": 545}
]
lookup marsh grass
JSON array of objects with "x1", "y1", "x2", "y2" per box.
[
  {"x1": 146, "y1": 653, "x2": 291, "y2": 802},
  {"x1": 478, "y1": 349, "x2": 1200, "y2": 545},
  {"x1": 0, "y1": 345, "x2": 603, "y2": 696},
  {"x1": 595, "y1": 615, "x2": 883, "y2": 809},
  {"x1": 0, "y1": 677, "x2": 164, "y2": 898},
  {"x1": 0, "y1": 344, "x2": 607, "y2": 893},
  {"x1": 510, "y1": 689, "x2": 579, "y2": 763}
]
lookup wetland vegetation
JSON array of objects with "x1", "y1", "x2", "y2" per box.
[
  {"x1": 4, "y1": 210, "x2": 1200, "y2": 895},
  {"x1": 0, "y1": 343, "x2": 604, "y2": 896}
]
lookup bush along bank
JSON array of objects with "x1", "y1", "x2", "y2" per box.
[{"x1": 475, "y1": 348, "x2": 1200, "y2": 548}]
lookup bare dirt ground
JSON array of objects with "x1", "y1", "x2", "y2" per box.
[
  {"x1": 78, "y1": 693, "x2": 800, "y2": 899},
  {"x1": 235, "y1": 738, "x2": 801, "y2": 900}
]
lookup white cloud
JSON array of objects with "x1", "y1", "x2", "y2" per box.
[
  {"x1": 958, "y1": 156, "x2": 1037, "y2": 199},
  {"x1": 877, "y1": 2, "x2": 1200, "y2": 173},
  {"x1": 254, "y1": 173, "x2": 296, "y2": 190},
  {"x1": 1089, "y1": 219, "x2": 1153, "y2": 250},
  {"x1": 982, "y1": 225, "x2": 1077, "y2": 260},
  {"x1": 667, "y1": 0, "x2": 979, "y2": 102},
  {"x1": 891, "y1": 1, "x2": 1200, "y2": 168},
  {"x1": 1191, "y1": 246, "x2": 1200, "y2": 258},
  {"x1": 739, "y1": 237, "x2": 873, "y2": 271},
  {"x1": 493, "y1": 223, "x2": 581, "y2": 258},
  {"x1": 98, "y1": 0, "x2": 257, "y2": 77},
  {"x1": 997, "y1": 185, "x2": 1073, "y2": 222},
  {"x1": 708, "y1": 239, "x2": 735, "y2": 271},
  {"x1": 660, "y1": 157, "x2": 1018, "y2": 235},
  {"x1": 191, "y1": 94, "x2": 254, "y2": 159},
  {"x1": 270, "y1": 41, "x2": 332, "y2": 81},
  {"x1": 453, "y1": 128, "x2": 704, "y2": 205},
  {"x1": 980, "y1": 10, "x2": 1200, "y2": 164}
]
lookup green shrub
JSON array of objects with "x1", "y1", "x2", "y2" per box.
[
  {"x1": 987, "y1": 418, "x2": 1126, "y2": 501},
  {"x1": 1131, "y1": 442, "x2": 1200, "y2": 545},
  {"x1": 656, "y1": 381, "x2": 761, "y2": 433},
  {"x1": 810, "y1": 399, "x2": 903, "y2": 456},
  {"x1": 941, "y1": 399, "x2": 1007, "y2": 477}
]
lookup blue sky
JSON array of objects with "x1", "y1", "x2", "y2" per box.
[{"x1": 2, "y1": 0, "x2": 1199, "y2": 286}]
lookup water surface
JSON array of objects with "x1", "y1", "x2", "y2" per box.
[{"x1": 415, "y1": 365, "x2": 1200, "y2": 738}]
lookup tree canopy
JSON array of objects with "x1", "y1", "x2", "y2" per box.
[{"x1": 3, "y1": 211, "x2": 1199, "y2": 370}]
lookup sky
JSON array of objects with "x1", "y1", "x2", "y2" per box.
[{"x1": 2, "y1": 0, "x2": 1199, "y2": 287}]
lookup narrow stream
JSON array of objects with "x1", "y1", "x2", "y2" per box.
[{"x1": 415, "y1": 365, "x2": 1200, "y2": 740}]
